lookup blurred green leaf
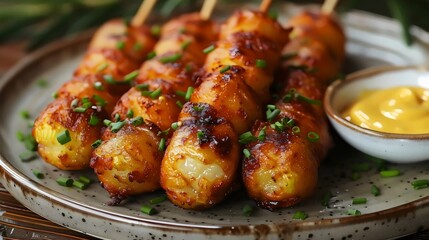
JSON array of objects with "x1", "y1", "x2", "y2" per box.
[{"x1": 387, "y1": 0, "x2": 412, "y2": 46}]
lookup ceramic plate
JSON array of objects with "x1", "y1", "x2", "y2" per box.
[{"x1": 1, "y1": 4, "x2": 429, "y2": 240}]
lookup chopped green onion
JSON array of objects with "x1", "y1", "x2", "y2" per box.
[
  {"x1": 91, "y1": 139, "x2": 102, "y2": 149},
  {"x1": 147, "y1": 51, "x2": 156, "y2": 60},
  {"x1": 126, "y1": 109, "x2": 134, "y2": 118},
  {"x1": 96, "y1": 62, "x2": 108, "y2": 72},
  {"x1": 185, "y1": 63, "x2": 192, "y2": 73},
  {"x1": 56, "y1": 177, "x2": 73, "y2": 187},
  {"x1": 411, "y1": 179, "x2": 429, "y2": 190},
  {"x1": 242, "y1": 204, "x2": 253, "y2": 216},
  {"x1": 243, "y1": 148, "x2": 251, "y2": 158},
  {"x1": 352, "y1": 163, "x2": 371, "y2": 172},
  {"x1": 266, "y1": 109, "x2": 280, "y2": 121},
  {"x1": 24, "y1": 136, "x2": 37, "y2": 151},
  {"x1": 158, "y1": 138, "x2": 166, "y2": 151},
  {"x1": 103, "y1": 75, "x2": 116, "y2": 85},
  {"x1": 197, "y1": 130, "x2": 205, "y2": 140},
  {"x1": 203, "y1": 44, "x2": 215, "y2": 54},
  {"x1": 16, "y1": 131, "x2": 25, "y2": 142},
  {"x1": 32, "y1": 170, "x2": 44, "y2": 179},
  {"x1": 73, "y1": 107, "x2": 87, "y2": 113},
  {"x1": 93, "y1": 95, "x2": 107, "y2": 107},
  {"x1": 321, "y1": 191, "x2": 332, "y2": 207},
  {"x1": 268, "y1": 11, "x2": 278, "y2": 20},
  {"x1": 239, "y1": 131, "x2": 256, "y2": 144},
  {"x1": 255, "y1": 59, "x2": 267, "y2": 68},
  {"x1": 266, "y1": 104, "x2": 276, "y2": 110},
  {"x1": 20, "y1": 110, "x2": 30, "y2": 119},
  {"x1": 286, "y1": 118, "x2": 295, "y2": 127},
  {"x1": 19, "y1": 151, "x2": 37, "y2": 162},
  {"x1": 150, "y1": 88, "x2": 162, "y2": 99},
  {"x1": 307, "y1": 131, "x2": 320, "y2": 142},
  {"x1": 171, "y1": 121, "x2": 181, "y2": 130},
  {"x1": 347, "y1": 209, "x2": 361, "y2": 216},
  {"x1": 149, "y1": 195, "x2": 168, "y2": 205},
  {"x1": 110, "y1": 121, "x2": 126, "y2": 133},
  {"x1": 94, "y1": 81, "x2": 104, "y2": 90},
  {"x1": 371, "y1": 185, "x2": 380, "y2": 196},
  {"x1": 140, "y1": 204, "x2": 157, "y2": 215},
  {"x1": 88, "y1": 115, "x2": 99, "y2": 126},
  {"x1": 185, "y1": 87, "x2": 194, "y2": 101},
  {"x1": 133, "y1": 42, "x2": 143, "y2": 51},
  {"x1": 176, "y1": 100, "x2": 184, "y2": 109},
  {"x1": 181, "y1": 39, "x2": 192, "y2": 50},
  {"x1": 257, "y1": 126, "x2": 267, "y2": 141},
  {"x1": 350, "y1": 172, "x2": 361, "y2": 181},
  {"x1": 219, "y1": 65, "x2": 231, "y2": 74},
  {"x1": 78, "y1": 176, "x2": 92, "y2": 185},
  {"x1": 151, "y1": 25, "x2": 161, "y2": 36},
  {"x1": 159, "y1": 53, "x2": 182, "y2": 63},
  {"x1": 72, "y1": 180, "x2": 88, "y2": 190},
  {"x1": 124, "y1": 70, "x2": 139, "y2": 82},
  {"x1": 56, "y1": 130, "x2": 71, "y2": 145},
  {"x1": 292, "y1": 126, "x2": 301, "y2": 134},
  {"x1": 158, "y1": 128, "x2": 170, "y2": 136},
  {"x1": 297, "y1": 94, "x2": 321, "y2": 105},
  {"x1": 103, "y1": 119, "x2": 112, "y2": 126},
  {"x1": 193, "y1": 105, "x2": 204, "y2": 112},
  {"x1": 116, "y1": 41, "x2": 125, "y2": 50},
  {"x1": 114, "y1": 113, "x2": 120, "y2": 122},
  {"x1": 282, "y1": 93, "x2": 293, "y2": 103},
  {"x1": 292, "y1": 211, "x2": 308, "y2": 220},
  {"x1": 135, "y1": 83, "x2": 149, "y2": 91},
  {"x1": 176, "y1": 90, "x2": 186, "y2": 98},
  {"x1": 131, "y1": 116, "x2": 144, "y2": 126},
  {"x1": 352, "y1": 197, "x2": 367, "y2": 205},
  {"x1": 380, "y1": 169, "x2": 400, "y2": 178},
  {"x1": 37, "y1": 79, "x2": 48, "y2": 88},
  {"x1": 52, "y1": 92, "x2": 59, "y2": 99}
]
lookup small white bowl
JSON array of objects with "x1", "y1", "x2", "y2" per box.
[{"x1": 324, "y1": 65, "x2": 429, "y2": 163}]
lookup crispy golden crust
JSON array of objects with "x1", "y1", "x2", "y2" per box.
[
  {"x1": 33, "y1": 19, "x2": 157, "y2": 170},
  {"x1": 242, "y1": 12, "x2": 345, "y2": 210},
  {"x1": 161, "y1": 10, "x2": 289, "y2": 209},
  {"x1": 91, "y1": 13, "x2": 219, "y2": 203}
]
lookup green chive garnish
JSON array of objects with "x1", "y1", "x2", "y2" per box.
[
  {"x1": 181, "y1": 39, "x2": 192, "y2": 50},
  {"x1": 147, "y1": 51, "x2": 156, "y2": 60},
  {"x1": 124, "y1": 70, "x2": 139, "y2": 82},
  {"x1": 292, "y1": 211, "x2": 308, "y2": 220},
  {"x1": 151, "y1": 25, "x2": 161, "y2": 36},
  {"x1": 297, "y1": 94, "x2": 321, "y2": 105},
  {"x1": 159, "y1": 53, "x2": 182, "y2": 64},
  {"x1": 185, "y1": 87, "x2": 194, "y2": 101},
  {"x1": 158, "y1": 138, "x2": 166, "y2": 151},
  {"x1": 56, "y1": 177, "x2": 73, "y2": 187},
  {"x1": 140, "y1": 205, "x2": 157, "y2": 215},
  {"x1": 91, "y1": 139, "x2": 102, "y2": 148},
  {"x1": 197, "y1": 130, "x2": 205, "y2": 140},
  {"x1": 267, "y1": 104, "x2": 276, "y2": 110},
  {"x1": 347, "y1": 209, "x2": 361, "y2": 216},
  {"x1": 242, "y1": 204, "x2": 253, "y2": 216},
  {"x1": 255, "y1": 59, "x2": 267, "y2": 68},
  {"x1": 103, "y1": 119, "x2": 112, "y2": 126},
  {"x1": 185, "y1": 63, "x2": 192, "y2": 73},
  {"x1": 126, "y1": 109, "x2": 134, "y2": 118},
  {"x1": 307, "y1": 131, "x2": 320, "y2": 142},
  {"x1": 32, "y1": 170, "x2": 44, "y2": 179},
  {"x1": 78, "y1": 176, "x2": 92, "y2": 185},
  {"x1": 150, "y1": 88, "x2": 162, "y2": 99},
  {"x1": 19, "y1": 151, "x2": 37, "y2": 162},
  {"x1": 37, "y1": 79, "x2": 48, "y2": 88},
  {"x1": 243, "y1": 148, "x2": 251, "y2": 158},
  {"x1": 219, "y1": 65, "x2": 231, "y2": 74},
  {"x1": 239, "y1": 131, "x2": 257, "y2": 144},
  {"x1": 116, "y1": 41, "x2": 125, "y2": 50},
  {"x1": 88, "y1": 115, "x2": 99, "y2": 126},
  {"x1": 24, "y1": 136, "x2": 37, "y2": 151},
  {"x1": 321, "y1": 191, "x2": 332, "y2": 207},
  {"x1": 266, "y1": 109, "x2": 280, "y2": 121},
  {"x1": 52, "y1": 92, "x2": 59, "y2": 99},
  {"x1": 56, "y1": 130, "x2": 71, "y2": 145},
  {"x1": 149, "y1": 195, "x2": 168, "y2": 205},
  {"x1": 176, "y1": 101, "x2": 183, "y2": 109},
  {"x1": 73, "y1": 107, "x2": 87, "y2": 113},
  {"x1": 103, "y1": 75, "x2": 116, "y2": 84},
  {"x1": 257, "y1": 126, "x2": 266, "y2": 141},
  {"x1": 94, "y1": 81, "x2": 104, "y2": 90},
  {"x1": 20, "y1": 110, "x2": 30, "y2": 119},
  {"x1": 72, "y1": 180, "x2": 88, "y2": 190},
  {"x1": 203, "y1": 44, "x2": 215, "y2": 54},
  {"x1": 380, "y1": 169, "x2": 400, "y2": 178},
  {"x1": 352, "y1": 197, "x2": 367, "y2": 205},
  {"x1": 110, "y1": 121, "x2": 126, "y2": 133},
  {"x1": 16, "y1": 131, "x2": 25, "y2": 142},
  {"x1": 268, "y1": 11, "x2": 278, "y2": 20},
  {"x1": 135, "y1": 83, "x2": 149, "y2": 91},
  {"x1": 371, "y1": 185, "x2": 380, "y2": 196},
  {"x1": 171, "y1": 121, "x2": 181, "y2": 130},
  {"x1": 93, "y1": 95, "x2": 107, "y2": 107},
  {"x1": 96, "y1": 62, "x2": 108, "y2": 72},
  {"x1": 131, "y1": 116, "x2": 144, "y2": 126},
  {"x1": 282, "y1": 93, "x2": 293, "y2": 103},
  {"x1": 351, "y1": 172, "x2": 361, "y2": 181},
  {"x1": 411, "y1": 179, "x2": 429, "y2": 190},
  {"x1": 176, "y1": 90, "x2": 186, "y2": 98},
  {"x1": 133, "y1": 42, "x2": 143, "y2": 51},
  {"x1": 114, "y1": 113, "x2": 120, "y2": 122}
]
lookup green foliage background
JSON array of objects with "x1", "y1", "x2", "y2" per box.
[{"x1": 0, "y1": 0, "x2": 427, "y2": 51}]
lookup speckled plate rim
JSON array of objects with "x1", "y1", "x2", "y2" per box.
[
  {"x1": 324, "y1": 65, "x2": 429, "y2": 140},
  {"x1": 0, "y1": 10, "x2": 429, "y2": 238}
]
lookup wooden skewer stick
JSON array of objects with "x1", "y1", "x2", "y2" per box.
[
  {"x1": 200, "y1": 0, "x2": 218, "y2": 20},
  {"x1": 321, "y1": 0, "x2": 339, "y2": 15},
  {"x1": 259, "y1": 0, "x2": 272, "y2": 14},
  {"x1": 131, "y1": 0, "x2": 157, "y2": 27}
]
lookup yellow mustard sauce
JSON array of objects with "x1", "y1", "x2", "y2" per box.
[{"x1": 342, "y1": 86, "x2": 429, "y2": 134}]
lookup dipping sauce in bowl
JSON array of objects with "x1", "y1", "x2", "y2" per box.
[
  {"x1": 342, "y1": 86, "x2": 429, "y2": 134},
  {"x1": 324, "y1": 65, "x2": 429, "y2": 163}
]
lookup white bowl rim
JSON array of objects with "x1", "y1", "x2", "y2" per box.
[{"x1": 324, "y1": 65, "x2": 429, "y2": 140}]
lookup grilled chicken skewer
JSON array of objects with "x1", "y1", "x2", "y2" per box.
[
  {"x1": 32, "y1": 1, "x2": 158, "y2": 171},
  {"x1": 90, "y1": 2, "x2": 219, "y2": 204},
  {"x1": 160, "y1": 1, "x2": 290, "y2": 210},
  {"x1": 242, "y1": 2, "x2": 345, "y2": 210}
]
